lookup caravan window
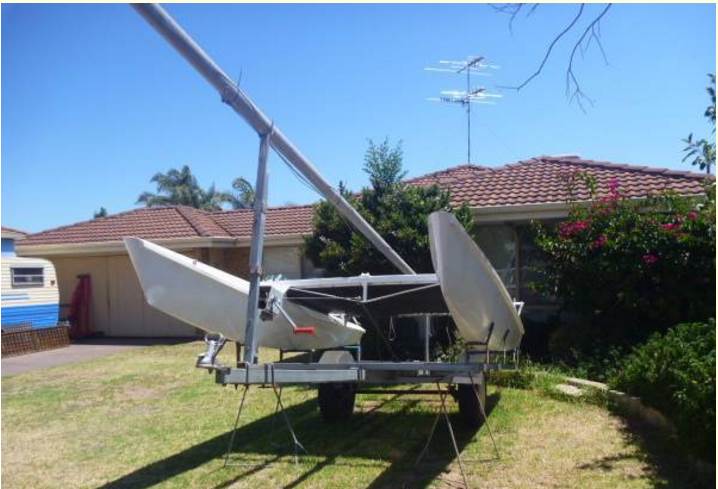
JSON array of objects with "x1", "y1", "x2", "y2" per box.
[{"x1": 11, "y1": 267, "x2": 44, "y2": 287}]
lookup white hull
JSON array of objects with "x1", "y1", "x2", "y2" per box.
[
  {"x1": 125, "y1": 211, "x2": 523, "y2": 353},
  {"x1": 429, "y1": 212, "x2": 524, "y2": 350},
  {"x1": 124, "y1": 238, "x2": 364, "y2": 350}
]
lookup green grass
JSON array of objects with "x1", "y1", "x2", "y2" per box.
[{"x1": 1, "y1": 341, "x2": 711, "y2": 488}]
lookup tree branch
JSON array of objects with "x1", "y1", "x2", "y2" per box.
[
  {"x1": 490, "y1": 3, "x2": 523, "y2": 34},
  {"x1": 565, "y1": 4, "x2": 612, "y2": 112},
  {"x1": 501, "y1": 4, "x2": 585, "y2": 91}
]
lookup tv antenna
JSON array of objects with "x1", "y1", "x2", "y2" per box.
[{"x1": 426, "y1": 56, "x2": 501, "y2": 164}]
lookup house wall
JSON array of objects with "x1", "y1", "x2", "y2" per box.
[
  {"x1": 44, "y1": 243, "x2": 305, "y2": 338},
  {"x1": 50, "y1": 253, "x2": 199, "y2": 337}
]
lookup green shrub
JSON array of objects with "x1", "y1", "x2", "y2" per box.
[
  {"x1": 610, "y1": 320, "x2": 716, "y2": 461},
  {"x1": 533, "y1": 177, "x2": 715, "y2": 361}
]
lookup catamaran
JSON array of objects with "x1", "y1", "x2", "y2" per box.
[{"x1": 125, "y1": 211, "x2": 523, "y2": 354}]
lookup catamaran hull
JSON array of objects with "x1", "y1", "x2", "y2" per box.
[
  {"x1": 124, "y1": 238, "x2": 364, "y2": 350},
  {"x1": 428, "y1": 211, "x2": 524, "y2": 350}
]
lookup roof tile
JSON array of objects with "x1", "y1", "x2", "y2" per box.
[
  {"x1": 408, "y1": 155, "x2": 711, "y2": 207},
  {"x1": 20, "y1": 156, "x2": 711, "y2": 247}
]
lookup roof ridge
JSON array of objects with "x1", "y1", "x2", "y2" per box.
[
  {"x1": 174, "y1": 206, "x2": 207, "y2": 237},
  {"x1": 405, "y1": 163, "x2": 491, "y2": 183},
  {"x1": 1, "y1": 226, "x2": 28, "y2": 235},
  {"x1": 211, "y1": 203, "x2": 316, "y2": 215},
  {"x1": 174, "y1": 206, "x2": 232, "y2": 237},
  {"x1": 512, "y1": 156, "x2": 713, "y2": 180}
]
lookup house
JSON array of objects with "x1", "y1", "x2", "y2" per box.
[
  {"x1": 16, "y1": 155, "x2": 710, "y2": 337},
  {"x1": 2, "y1": 226, "x2": 27, "y2": 256}
]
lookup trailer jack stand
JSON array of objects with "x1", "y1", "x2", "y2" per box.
[
  {"x1": 468, "y1": 371, "x2": 500, "y2": 460},
  {"x1": 415, "y1": 383, "x2": 469, "y2": 489},
  {"x1": 197, "y1": 333, "x2": 226, "y2": 369},
  {"x1": 223, "y1": 384, "x2": 307, "y2": 468}
]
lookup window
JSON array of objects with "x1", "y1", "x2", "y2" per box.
[
  {"x1": 474, "y1": 224, "x2": 518, "y2": 298},
  {"x1": 516, "y1": 223, "x2": 560, "y2": 307},
  {"x1": 11, "y1": 267, "x2": 44, "y2": 287}
]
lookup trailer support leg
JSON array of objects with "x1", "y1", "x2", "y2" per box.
[
  {"x1": 267, "y1": 386, "x2": 282, "y2": 447},
  {"x1": 271, "y1": 383, "x2": 307, "y2": 464},
  {"x1": 224, "y1": 384, "x2": 250, "y2": 467},
  {"x1": 415, "y1": 383, "x2": 469, "y2": 489},
  {"x1": 469, "y1": 371, "x2": 500, "y2": 459}
]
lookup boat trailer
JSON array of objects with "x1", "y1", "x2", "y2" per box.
[{"x1": 131, "y1": 4, "x2": 523, "y2": 487}]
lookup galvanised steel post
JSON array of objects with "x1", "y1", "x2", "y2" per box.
[
  {"x1": 243, "y1": 131, "x2": 271, "y2": 364},
  {"x1": 131, "y1": 3, "x2": 415, "y2": 275}
]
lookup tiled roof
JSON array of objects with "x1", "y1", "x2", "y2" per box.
[
  {"x1": 407, "y1": 156, "x2": 711, "y2": 207},
  {"x1": 20, "y1": 156, "x2": 711, "y2": 247},
  {"x1": 1, "y1": 226, "x2": 28, "y2": 238},
  {"x1": 21, "y1": 205, "x2": 314, "y2": 246},
  {"x1": 211, "y1": 205, "x2": 315, "y2": 237}
]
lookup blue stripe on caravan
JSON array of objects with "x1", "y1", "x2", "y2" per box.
[
  {"x1": 1, "y1": 293, "x2": 31, "y2": 301},
  {"x1": 1, "y1": 304, "x2": 59, "y2": 328}
]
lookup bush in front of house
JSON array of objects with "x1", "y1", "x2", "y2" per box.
[
  {"x1": 304, "y1": 139, "x2": 474, "y2": 360},
  {"x1": 533, "y1": 175, "x2": 715, "y2": 360},
  {"x1": 609, "y1": 319, "x2": 716, "y2": 461}
]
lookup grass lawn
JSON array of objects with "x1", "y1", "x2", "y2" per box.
[{"x1": 1, "y1": 341, "x2": 710, "y2": 488}]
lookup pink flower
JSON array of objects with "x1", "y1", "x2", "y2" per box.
[
  {"x1": 592, "y1": 234, "x2": 607, "y2": 249},
  {"x1": 608, "y1": 178, "x2": 620, "y2": 194},
  {"x1": 559, "y1": 219, "x2": 591, "y2": 238},
  {"x1": 661, "y1": 223, "x2": 679, "y2": 231},
  {"x1": 642, "y1": 253, "x2": 659, "y2": 265},
  {"x1": 687, "y1": 211, "x2": 698, "y2": 221}
]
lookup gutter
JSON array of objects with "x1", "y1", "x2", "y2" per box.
[
  {"x1": 16, "y1": 234, "x2": 306, "y2": 258},
  {"x1": 473, "y1": 202, "x2": 571, "y2": 223},
  {"x1": 472, "y1": 192, "x2": 706, "y2": 224}
]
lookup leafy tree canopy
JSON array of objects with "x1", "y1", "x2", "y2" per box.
[
  {"x1": 136, "y1": 165, "x2": 254, "y2": 211},
  {"x1": 683, "y1": 73, "x2": 716, "y2": 174},
  {"x1": 229, "y1": 177, "x2": 256, "y2": 209},
  {"x1": 304, "y1": 139, "x2": 475, "y2": 276}
]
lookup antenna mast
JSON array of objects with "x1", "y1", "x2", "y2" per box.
[{"x1": 425, "y1": 56, "x2": 501, "y2": 164}]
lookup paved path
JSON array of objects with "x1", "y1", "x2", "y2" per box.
[{"x1": 2, "y1": 338, "x2": 191, "y2": 376}]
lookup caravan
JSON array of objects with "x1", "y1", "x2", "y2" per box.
[{"x1": 1, "y1": 256, "x2": 59, "y2": 329}]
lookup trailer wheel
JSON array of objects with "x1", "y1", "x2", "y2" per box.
[
  {"x1": 456, "y1": 373, "x2": 487, "y2": 429},
  {"x1": 318, "y1": 382, "x2": 356, "y2": 422}
]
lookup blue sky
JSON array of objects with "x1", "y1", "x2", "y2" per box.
[{"x1": 2, "y1": 3, "x2": 715, "y2": 232}]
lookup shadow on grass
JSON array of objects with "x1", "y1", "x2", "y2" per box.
[
  {"x1": 577, "y1": 407, "x2": 715, "y2": 489},
  {"x1": 98, "y1": 390, "x2": 500, "y2": 489}
]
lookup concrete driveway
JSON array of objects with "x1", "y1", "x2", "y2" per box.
[{"x1": 1, "y1": 338, "x2": 191, "y2": 376}]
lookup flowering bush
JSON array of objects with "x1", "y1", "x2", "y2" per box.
[{"x1": 534, "y1": 175, "x2": 715, "y2": 355}]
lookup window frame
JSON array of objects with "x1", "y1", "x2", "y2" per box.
[{"x1": 10, "y1": 267, "x2": 45, "y2": 288}]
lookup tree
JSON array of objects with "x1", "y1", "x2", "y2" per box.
[
  {"x1": 683, "y1": 73, "x2": 716, "y2": 174},
  {"x1": 304, "y1": 139, "x2": 476, "y2": 359},
  {"x1": 304, "y1": 139, "x2": 475, "y2": 276},
  {"x1": 228, "y1": 177, "x2": 256, "y2": 209},
  {"x1": 136, "y1": 165, "x2": 235, "y2": 211},
  {"x1": 93, "y1": 207, "x2": 108, "y2": 219}
]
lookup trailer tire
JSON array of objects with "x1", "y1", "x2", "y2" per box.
[
  {"x1": 318, "y1": 382, "x2": 356, "y2": 422},
  {"x1": 457, "y1": 373, "x2": 487, "y2": 429}
]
